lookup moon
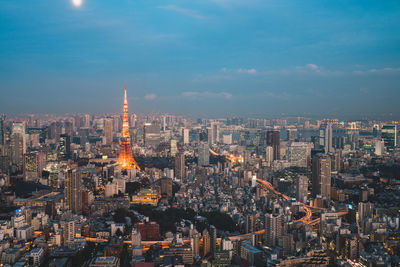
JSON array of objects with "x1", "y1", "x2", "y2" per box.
[{"x1": 72, "y1": 0, "x2": 82, "y2": 7}]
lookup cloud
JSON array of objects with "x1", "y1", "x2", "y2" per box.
[
  {"x1": 237, "y1": 68, "x2": 257, "y2": 74},
  {"x1": 210, "y1": 0, "x2": 259, "y2": 8},
  {"x1": 306, "y1": 64, "x2": 319, "y2": 70},
  {"x1": 144, "y1": 94, "x2": 157, "y2": 100},
  {"x1": 181, "y1": 91, "x2": 232, "y2": 99},
  {"x1": 158, "y1": 5, "x2": 207, "y2": 20},
  {"x1": 353, "y1": 67, "x2": 400, "y2": 75}
]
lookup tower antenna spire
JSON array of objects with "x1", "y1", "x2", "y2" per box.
[{"x1": 117, "y1": 83, "x2": 140, "y2": 170}]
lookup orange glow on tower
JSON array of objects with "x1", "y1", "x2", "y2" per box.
[{"x1": 117, "y1": 85, "x2": 140, "y2": 170}]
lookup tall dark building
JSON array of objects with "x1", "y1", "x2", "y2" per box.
[
  {"x1": 312, "y1": 154, "x2": 331, "y2": 200},
  {"x1": 209, "y1": 225, "x2": 217, "y2": 257},
  {"x1": 266, "y1": 130, "x2": 280, "y2": 160},
  {"x1": 174, "y1": 153, "x2": 185, "y2": 180},
  {"x1": 381, "y1": 125, "x2": 397, "y2": 151},
  {"x1": 66, "y1": 169, "x2": 82, "y2": 214},
  {"x1": 58, "y1": 134, "x2": 71, "y2": 160},
  {"x1": 0, "y1": 115, "x2": 5, "y2": 146}
]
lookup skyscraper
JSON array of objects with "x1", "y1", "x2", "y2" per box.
[
  {"x1": 312, "y1": 154, "x2": 331, "y2": 200},
  {"x1": 143, "y1": 123, "x2": 161, "y2": 148},
  {"x1": 24, "y1": 151, "x2": 44, "y2": 181},
  {"x1": 183, "y1": 128, "x2": 190, "y2": 144},
  {"x1": 0, "y1": 115, "x2": 5, "y2": 146},
  {"x1": 287, "y1": 142, "x2": 309, "y2": 168},
  {"x1": 58, "y1": 134, "x2": 71, "y2": 160},
  {"x1": 210, "y1": 225, "x2": 217, "y2": 257},
  {"x1": 198, "y1": 142, "x2": 209, "y2": 166},
  {"x1": 320, "y1": 122, "x2": 334, "y2": 153},
  {"x1": 296, "y1": 175, "x2": 308, "y2": 203},
  {"x1": 11, "y1": 122, "x2": 26, "y2": 167},
  {"x1": 266, "y1": 130, "x2": 280, "y2": 160},
  {"x1": 209, "y1": 122, "x2": 220, "y2": 144},
  {"x1": 103, "y1": 118, "x2": 113, "y2": 145},
  {"x1": 174, "y1": 152, "x2": 185, "y2": 180},
  {"x1": 117, "y1": 86, "x2": 140, "y2": 170},
  {"x1": 265, "y1": 213, "x2": 283, "y2": 247},
  {"x1": 381, "y1": 125, "x2": 397, "y2": 151},
  {"x1": 65, "y1": 169, "x2": 82, "y2": 214}
]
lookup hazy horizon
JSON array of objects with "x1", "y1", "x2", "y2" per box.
[{"x1": 1, "y1": 0, "x2": 400, "y2": 118}]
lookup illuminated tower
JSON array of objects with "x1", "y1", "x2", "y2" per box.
[{"x1": 117, "y1": 85, "x2": 140, "y2": 170}]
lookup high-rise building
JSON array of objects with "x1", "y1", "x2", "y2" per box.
[
  {"x1": 222, "y1": 134, "x2": 232, "y2": 145},
  {"x1": 312, "y1": 154, "x2": 331, "y2": 200},
  {"x1": 183, "y1": 128, "x2": 190, "y2": 144},
  {"x1": 83, "y1": 114, "x2": 91, "y2": 128},
  {"x1": 61, "y1": 219, "x2": 76, "y2": 245},
  {"x1": 65, "y1": 169, "x2": 82, "y2": 214},
  {"x1": 170, "y1": 139, "x2": 177, "y2": 157},
  {"x1": 358, "y1": 202, "x2": 374, "y2": 220},
  {"x1": 209, "y1": 123, "x2": 220, "y2": 144},
  {"x1": 58, "y1": 134, "x2": 71, "y2": 160},
  {"x1": 198, "y1": 142, "x2": 209, "y2": 166},
  {"x1": 287, "y1": 142, "x2": 310, "y2": 167},
  {"x1": 210, "y1": 225, "x2": 217, "y2": 257},
  {"x1": 0, "y1": 115, "x2": 5, "y2": 146},
  {"x1": 320, "y1": 122, "x2": 334, "y2": 153},
  {"x1": 117, "y1": 86, "x2": 140, "y2": 170},
  {"x1": 374, "y1": 139, "x2": 384, "y2": 156},
  {"x1": 11, "y1": 122, "x2": 26, "y2": 166},
  {"x1": 266, "y1": 130, "x2": 280, "y2": 160},
  {"x1": 23, "y1": 151, "x2": 44, "y2": 181},
  {"x1": 159, "y1": 177, "x2": 172, "y2": 199},
  {"x1": 144, "y1": 123, "x2": 161, "y2": 148},
  {"x1": 286, "y1": 128, "x2": 297, "y2": 141},
  {"x1": 202, "y1": 229, "x2": 211, "y2": 257},
  {"x1": 265, "y1": 213, "x2": 283, "y2": 247},
  {"x1": 381, "y1": 125, "x2": 397, "y2": 151},
  {"x1": 191, "y1": 232, "x2": 200, "y2": 257},
  {"x1": 296, "y1": 175, "x2": 308, "y2": 203},
  {"x1": 103, "y1": 118, "x2": 113, "y2": 145},
  {"x1": 265, "y1": 146, "x2": 274, "y2": 164},
  {"x1": 174, "y1": 153, "x2": 185, "y2": 180}
]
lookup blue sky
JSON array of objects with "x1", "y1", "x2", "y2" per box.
[{"x1": 0, "y1": 0, "x2": 399, "y2": 118}]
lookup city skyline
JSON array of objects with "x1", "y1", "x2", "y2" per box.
[{"x1": 0, "y1": 0, "x2": 400, "y2": 118}]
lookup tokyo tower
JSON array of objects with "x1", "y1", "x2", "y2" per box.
[{"x1": 117, "y1": 85, "x2": 140, "y2": 170}]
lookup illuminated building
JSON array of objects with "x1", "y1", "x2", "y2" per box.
[
  {"x1": 23, "y1": 151, "x2": 44, "y2": 181},
  {"x1": 11, "y1": 122, "x2": 26, "y2": 166},
  {"x1": 183, "y1": 128, "x2": 190, "y2": 144},
  {"x1": 170, "y1": 139, "x2": 177, "y2": 156},
  {"x1": 312, "y1": 154, "x2": 331, "y2": 200},
  {"x1": 58, "y1": 134, "x2": 71, "y2": 160},
  {"x1": 381, "y1": 124, "x2": 397, "y2": 151},
  {"x1": 202, "y1": 229, "x2": 211, "y2": 257},
  {"x1": 117, "y1": 86, "x2": 140, "y2": 170},
  {"x1": 130, "y1": 188, "x2": 159, "y2": 206}
]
